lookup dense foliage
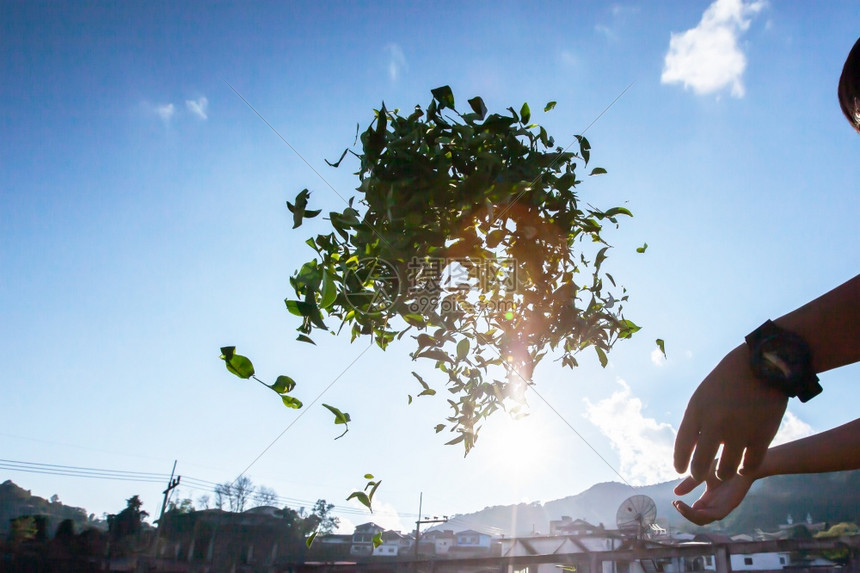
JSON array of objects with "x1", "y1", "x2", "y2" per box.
[{"x1": 223, "y1": 86, "x2": 641, "y2": 455}]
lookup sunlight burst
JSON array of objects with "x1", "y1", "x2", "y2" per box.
[{"x1": 478, "y1": 410, "x2": 560, "y2": 486}]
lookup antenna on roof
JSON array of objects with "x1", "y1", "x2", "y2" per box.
[{"x1": 616, "y1": 495, "x2": 657, "y2": 541}]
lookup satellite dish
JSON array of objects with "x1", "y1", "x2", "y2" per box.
[{"x1": 616, "y1": 495, "x2": 657, "y2": 537}]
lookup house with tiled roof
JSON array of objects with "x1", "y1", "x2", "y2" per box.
[
  {"x1": 373, "y1": 529, "x2": 414, "y2": 557},
  {"x1": 350, "y1": 522, "x2": 384, "y2": 557}
]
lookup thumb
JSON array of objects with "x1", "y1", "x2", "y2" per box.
[{"x1": 673, "y1": 475, "x2": 701, "y2": 496}]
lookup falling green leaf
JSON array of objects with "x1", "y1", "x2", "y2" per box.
[
  {"x1": 219, "y1": 346, "x2": 255, "y2": 379},
  {"x1": 594, "y1": 247, "x2": 609, "y2": 270},
  {"x1": 412, "y1": 371, "x2": 430, "y2": 389},
  {"x1": 519, "y1": 102, "x2": 531, "y2": 125},
  {"x1": 271, "y1": 375, "x2": 296, "y2": 394},
  {"x1": 544, "y1": 101, "x2": 557, "y2": 112},
  {"x1": 595, "y1": 346, "x2": 608, "y2": 368},
  {"x1": 618, "y1": 319, "x2": 641, "y2": 339},
  {"x1": 347, "y1": 491, "x2": 371, "y2": 510},
  {"x1": 656, "y1": 339, "x2": 667, "y2": 359},
  {"x1": 288, "y1": 189, "x2": 312, "y2": 229},
  {"x1": 403, "y1": 313, "x2": 426, "y2": 327},
  {"x1": 347, "y1": 472, "x2": 381, "y2": 515},
  {"x1": 322, "y1": 403, "x2": 351, "y2": 438},
  {"x1": 296, "y1": 334, "x2": 316, "y2": 345},
  {"x1": 576, "y1": 135, "x2": 591, "y2": 164},
  {"x1": 320, "y1": 270, "x2": 337, "y2": 309},
  {"x1": 430, "y1": 85, "x2": 455, "y2": 109},
  {"x1": 325, "y1": 148, "x2": 349, "y2": 168},
  {"x1": 456, "y1": 338, "x2": 470, "y2": 361},
  {"x1": 604, "y1": 207, "x2": 632, "y2": 218},
  {"x1": 281, "y1": 395, "x2": 303, "y2": 409},
  {"x1": 372, "y1": 531, "x2": 383, "y2": 548},
  {"x1": 306, "y1": 531, "x2": 318, "y2": 548},
  {"x1": 285, "y1": 299, "x2": 314, "y2": 317},
  {"x1": 589, "y1": 167, "x2": 607, "y2": 176},
  {"x1": 366, "y1": 479, "x2": 381, "y2": 498},
  {"x1": 636, "y1": 243, "x2": 648, "y2": 253},
  {"x1": 322, "y1": 403, "x2": 350, "y2": 424},
  {"x1": 468, "y1": 96, "x2": 487, "y2": 120}
]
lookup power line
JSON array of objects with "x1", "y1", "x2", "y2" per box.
[
  {"x1": 0, "y1": 458, "x2": 170, "y2": 478},
  {"x1": 231, "y1": 342, "x2": 373, "y2": 484},
  {"x1": 0, "y1": 458, "x2": 415, "y2": 518},
  {"x1": 0, "y1": 462, "x2": 168, "y2": 484}
]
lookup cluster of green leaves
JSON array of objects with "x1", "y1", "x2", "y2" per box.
[
  {"x1": 220, "y1": 346, "x2": 304, "y2": 410},
  {"x1": 281, "y1": 86, "x2": 642, "y2": 454},
  {"x1": 347, "y1": 474, "x2": 382, "y2": 514},
  {"x1": 219, "y1": 347, "x2": 353, "y2": 441}
]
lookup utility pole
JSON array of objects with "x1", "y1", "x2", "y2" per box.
[
  {"x1": 158, "y1": 460, "x2": 181, "y2": 524},
  {"x1": 413, "y1": 492, "x2": 448, "y2": 557},
  {"x1": 154, "y1": 460, "x2": 181, "y2": 558}
]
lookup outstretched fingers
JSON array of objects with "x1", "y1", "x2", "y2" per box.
[
  {"x1": 739, "y1": 445, "x2": 766, "y2": 476},
  {"x1": 673, "y1": 475, "x2": 702, "y2": 496},
  {"x1": 673, "y1": 500, "x2": 720, "y2": 526},
  {"x1": 690, "y1": 434, "x2": 721, "y2": 482},
  {"x1": 716, "y1": 442, "x2": 744, "y2": 481},
  {"x1": 674, "y1": 414, "x2": 700, "y2": 474}
]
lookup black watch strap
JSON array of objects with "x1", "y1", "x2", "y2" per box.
[{"x1": 745, "y1": 320, "x2": 822, "y2": 402}]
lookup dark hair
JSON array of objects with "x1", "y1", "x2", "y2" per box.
[{"x1": 838, "y1": 36, "x2": 860, "y2": 133}]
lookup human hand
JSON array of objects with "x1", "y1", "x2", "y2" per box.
[
  {"x1": 674, "y1": 344, "x2": 787, "y2": 482},
  {"x1": 673, "y1": 461, "x2": 756, "y2": 525}
]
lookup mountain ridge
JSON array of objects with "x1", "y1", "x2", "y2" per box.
[{"x1": 433, "y1": 470, "x2": 860, "y2": 537}]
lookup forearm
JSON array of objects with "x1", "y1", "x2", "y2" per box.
[
  {"x1": 774, "y1": 274, "x2": 860, "y2": 373},
  {"x1": 752, "y1": 418, "x2": 860, "y2": 479}
]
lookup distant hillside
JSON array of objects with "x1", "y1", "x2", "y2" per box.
[
  {"x1": 433, "y1": 470, "x2": 860, "y2": 537},
  {"x1": 0, "y1": 479, "x2": 94, "y2": 537},
  {"x1": 719, "y1": 470, "x2": 860, "y2": 534}
]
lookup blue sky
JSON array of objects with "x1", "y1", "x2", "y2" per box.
[{"x1": 1, "y1": 1, "x2": 859, "y2": 532}]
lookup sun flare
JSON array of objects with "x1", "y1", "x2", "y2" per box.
[{"x1": 478, "y1": 410, "x2": 560, "y2": 485}]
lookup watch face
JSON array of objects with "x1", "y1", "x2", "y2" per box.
[{"x1": 756, "y1": 333, "x2": 811, "y2": 382}]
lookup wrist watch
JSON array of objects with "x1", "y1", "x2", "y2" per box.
[{"x1": 745, "y1": 320, "x2": 822, "y2": 402}]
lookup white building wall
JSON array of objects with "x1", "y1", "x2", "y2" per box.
[
  {"x1": 372, "y1": 541, "x2": 404, "y2": 556},
  {"x1": 527, "y1": 557, "x2": 634, "y2": 573},
  {"x1": 730, "y1": 552, "x2": 790, "y2": 570}
]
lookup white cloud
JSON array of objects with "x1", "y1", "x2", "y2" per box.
[
  {"x1": 335, "y1": 515, "x2": 356, "y2": 534},
  {"x1": 155, "y1": 103, "x2": 175, "y2": 122},
  {"x1": 661, "y1": 0, "x2": 766, "y2": 98},
  {"x1": 384, "y1": 43, "x2": 407, "y2": 82},
  {"x1": 595, "y1": 24, "x2": 617, "y2": 41},
  {"x1": 583, "y1": 380, "x2": 678, "y2": 485},
  {"x1": 345, "y1": 498, "x2": 409, "y2": 533},
  {"x1": 186, "y1": 97, "x2": 209, "y2": 120},
  {"x1": 772, "y1": 410, "x2": 814, "y2": 447},
  {"x1": 598, "y1": 4, "x2": 639, "y2": 40},
  {"x1": 584, "y1": 383, "x2": 812, "y2": 486},
  {"x1": 559, "y1": 50, "x2": 579, "y2": 67},
  {"x1": 650, "y1": 346, "x2": 667, "y2": 367},
  {"x1": 611, "y1": 4, "x2": 640, "y2": 17}
]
